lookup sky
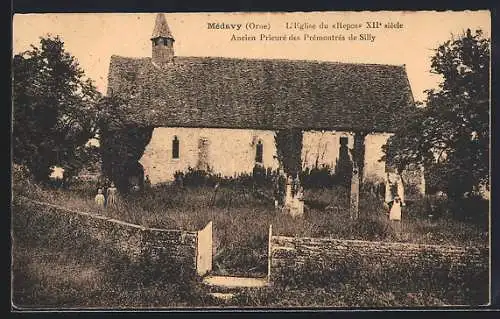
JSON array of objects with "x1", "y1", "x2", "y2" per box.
[{"x1": 13, "y1": 11, "x2": 490, "y2": 102}]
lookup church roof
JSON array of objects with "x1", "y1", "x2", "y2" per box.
[
  {"x1": 107, "y1": 55, "x2": 415, "y2": 132},
  {"x1": 151, "y1": 13, "x2": 173, "y2": 39}
]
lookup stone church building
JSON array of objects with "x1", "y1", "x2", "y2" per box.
[{"x1": 107, "y1": 14, "x2": 425, "y2": 197}]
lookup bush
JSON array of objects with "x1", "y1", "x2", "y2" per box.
[
  {"x1": 300, "y1": 166, "x2": 338, "y2": 189},
  {"x1": 361, "y1": 180, "x2": 386, "y2": 199},
  {"x1": 404, "y1": 194, "x2": 488, "y2": 227},
  {"x1": 252, "y1": 165, "x2": 275, "y2": 188},
  {"x1": 173, "y1": 165, "x2": 276, "y2": 189},
  {"x1": 404, "y1": 195, "x2": 448, "y2": 219},
  {"x1": 303, "y1": 186, "x2": 349, "y2": 211},
  {"x1": 353, "y1": 216, "x2": 394, "y2": 241},
  {"x1": 451, "y1": 195, "x2": 489, "y2": 224},
  {"x1": 174, "y1": 167, "x2": 216, "y2": 187}
]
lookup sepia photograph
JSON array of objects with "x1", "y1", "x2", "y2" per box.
[{"x1": 11, "y1": 11, "x2": 491, "y2": 309}]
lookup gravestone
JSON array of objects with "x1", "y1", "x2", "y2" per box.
[
  {"x1": 285, "y1": 177, "x2": 293, "y2": 207},
  {"x1": 284, "y1": 176, "x2": 304, "y2": 218},
  {"x1": 287, "y1": 196, "x2": 304, "y2": 218},
  {"x1": 350, "y1": 167, "x2": 360, "y2": 220},
  {"x1": 294, "y1": 197, "x2": 305, "y2": 218}
]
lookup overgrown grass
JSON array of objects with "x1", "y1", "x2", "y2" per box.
[
  {"x1": 12, "y1": 172, "x2": 489, "y2": 307},
  {"x1": 12, "y1": 197, "x2": 208, "y2": 309},
  {"x1": 12, "y1": 174, "x2": 488, "y2": 277},
  {"x1": 208, "y1": 286, "x2": 452, "y2": 307}
]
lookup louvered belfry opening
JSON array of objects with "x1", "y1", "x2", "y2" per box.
[{"x1": 151, "y1": 13, "x2": 175, "y2": 66}]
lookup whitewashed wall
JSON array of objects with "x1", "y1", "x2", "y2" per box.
[
  {"x1": 141, "y1": 127, "x2": 396, "y2": 186},
  {"x1": 301, "y1": 131, "x2": 354, "y2": 172},
  {"x1": 363, "y1": 133, "x2": 393, "y2": 183},
  {"x1": 302, "y1": 131, "x2": 393, "y2": 183},
  {"x1": 140, "y1": 127, "x2": 279, "y2": 185}
]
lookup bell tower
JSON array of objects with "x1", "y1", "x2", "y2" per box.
[{"x1": 151, "y1": 13, "x2": 175, "y2": 66}]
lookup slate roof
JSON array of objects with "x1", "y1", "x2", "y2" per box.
[
  {"x1": 107, "y1": 55, "x2": 415, "y2": 132},
  {"x1": 151, "y1": 13, "x2": 174, "y2": 39}
]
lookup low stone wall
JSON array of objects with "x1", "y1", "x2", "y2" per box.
[
  {"x1": 14, "y1": 197, "x2": 211, "y2": 278},
  {"x1": 269, "y1": 232, "x2": 488, "y2": 290}
]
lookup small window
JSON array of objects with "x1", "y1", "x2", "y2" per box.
[
  {"x1": 172, "y1": 136, "x2": 179, "y2": 159},
  {"x1": 255, "y1": 140, "x2": 263, "y2": 163}
]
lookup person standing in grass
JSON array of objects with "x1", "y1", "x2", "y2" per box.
[
  {"x1": 144, "y1": 175, "x2": 152, "y2": 189},
  {"x1": 107, "y1": 182, "x2": 118, "y2": 208},
  {"x1": 389, "y1": 195, "x2": 403, "y2": 233},
  {"x1": 95, "y1": 188, "x2": 105, "y2": 211}
]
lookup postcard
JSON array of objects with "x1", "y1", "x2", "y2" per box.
[{"x1": 11, "y1": 11, "x2": 491, "y2": 310}]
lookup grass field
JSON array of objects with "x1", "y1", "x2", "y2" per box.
[{"x1": 11, "y1": 176, "x2": 489, "y2": 308}]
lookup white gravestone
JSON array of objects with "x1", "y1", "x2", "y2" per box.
[
  {"x1": 285, "y1": 177, "x2": 293, "y2": 207},
  {"x1": 350, "y1": 167, "x2": 360, "y2": 220},
  {"x1": 284, "y1": 176, "x2": 304, "y2": 218}
]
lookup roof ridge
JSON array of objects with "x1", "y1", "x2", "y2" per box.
[{"x1": 110, "y1": 54, "x2": 405, "y2": 68}]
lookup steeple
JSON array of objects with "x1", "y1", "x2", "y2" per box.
[
  {"x1": 152, "y1": 13, "x2": 174, "y2": 39},
  {"x1": 151, "y1": 13, "x2": 175, "y2": 66}
]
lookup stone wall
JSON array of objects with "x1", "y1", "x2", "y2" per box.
[
  {"x1": 15, "y1": 197, "x2": 211, "y2": 278},
  {"x1": 269, "y1": 234, "x2": 488, "y2": 286}
]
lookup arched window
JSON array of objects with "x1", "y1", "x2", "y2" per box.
[
  {"x1": 172, "y1": 136, "x2": 179, "y2": 159},
  {"x1": 255, "y1": 140, "x2": 263, "y2": 164}
]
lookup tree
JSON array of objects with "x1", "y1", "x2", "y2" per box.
[
  {"x1": 274, "y1": 128, "x2": 303, "y2": 179},
  {"x1": 13, "y1": 36, "x2": 102, "y2": 183},
  {"x1": 97, "y1": 95, "x2": 153, "y2": 193},
  {"x1": 382, "y1": 29, "x2": 490, "y2": 199}
]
